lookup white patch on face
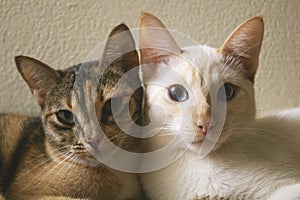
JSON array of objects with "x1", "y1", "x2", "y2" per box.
[{"x1": 144, "y1": 44, "x2": 256, "y2": 153}]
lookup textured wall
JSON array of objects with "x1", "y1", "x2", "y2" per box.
[{"x1": 0, "y1": 0, "x2": 299, "y2": 116}]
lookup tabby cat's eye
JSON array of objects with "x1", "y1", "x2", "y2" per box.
[
  {"x1": 56, "y1": 110, "x2": 74, "y2": 126},
  {"x1": 218, "y1": 83, "x2": 236, "y2": 101},
  {"x1": 168, "y1": 84, "x2": 189, "y2": 102}
]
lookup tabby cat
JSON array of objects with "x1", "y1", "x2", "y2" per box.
[
  {"x1": 139, "y1": 13, "x2": 300, "y2": 200},
  {"x1": 0, "y1": 24, "x2": 143, "y2": 200}
]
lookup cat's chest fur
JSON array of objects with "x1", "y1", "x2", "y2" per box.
[
  {"x1": 141, "y1": 112, "x2": 300, "y2": 200},
  {"x1": 9, "y1": 162, "x2": 137, "y2": 200},
  {"x1": 6, "y1": 118, "x2": 139, "y2": 200},
  {"x1": 142, "y1": 151, "x2": 299, "y2": 200}
]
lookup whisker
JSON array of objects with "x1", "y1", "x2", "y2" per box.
[
  {"x1": 18, "y1": 148, "x2": 70, "y2": 179},
  {"x1": 26, "y1": 145, "x2": 72, "y2": 162},
  {"x1": 28, "y1": 152, "x2": 72, "y2": 192},
  {"x1": 52, "y1": 153, "x2": 78, "y2": 193},
  {"x1": 22, "y1": 150, "x2": 71, "y2": 191},
  {"x1": 61, "y1": 155, "x2": 78, "y2": 193}
]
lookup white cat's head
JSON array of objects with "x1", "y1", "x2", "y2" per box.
[{"x1": 139, "y1": 13, "x2": 264, "y2": 152}]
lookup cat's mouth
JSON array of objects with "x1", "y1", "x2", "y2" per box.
[
  {"x1": 70, "y1": 152, "x2": 102, "y2": 167},
  {"x1": 191, "y1": 130, "x2": 206, "y2": 144},
  {"x1": 46, "y1": 141, "x2": 101, "y2": 167},
  {"x1": 192, "y1": 136, "x2": 204, "y2": 144},
  {"x1": 65, "y1": 143, "x2": 103, "y2": 167}
]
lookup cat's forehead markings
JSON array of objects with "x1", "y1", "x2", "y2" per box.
[{"x1": 182, "y1": 63, "x2": 205, "y2": 88}]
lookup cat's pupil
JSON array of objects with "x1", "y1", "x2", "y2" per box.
[
  {"x1": 168, "y1": 84, "x2": 189, "y2": 102},
  {"x1": 56, "y1": 110, "x2": 74, "y2": 126},
  {"x1": 218, "y1": 83, "x2": 236, "y2": 101}
]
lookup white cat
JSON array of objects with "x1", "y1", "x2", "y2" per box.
[{"x1": 139, "y1": 13, "x2": 300, "y2": 200}]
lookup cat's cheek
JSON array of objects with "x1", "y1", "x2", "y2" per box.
[
  {"x1": 45, "y1": 130, "x2": 65, "y2": 144},
  {"x1": 226, "y1": 93, "x2": 255, "y2": 121},
  {"x1": 99, "y1": 125, "x2": 128, "y2": 149}
]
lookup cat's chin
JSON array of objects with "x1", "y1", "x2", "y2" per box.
[
  {"x1": 186, "y1": 133, "x2": 226, "y2": 155},
  {"x1": 69, "y1": 155, "x2": 104, "y2": 168},
  {"x1": 46, "y1": 142, "x2": 103, "y2": 168},
  {"x1": 58, "y1": 151, "x2": 104, "y2": 168},
  {"x1": 188, "y1": 141, "x2": 204, "y2": 153}
]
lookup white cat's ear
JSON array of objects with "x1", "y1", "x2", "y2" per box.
[
  {"x1": 139, "y1": 13, "x2": 182, "y2": 64},
  {"x1": 101, "y1": 23, "x2": 139, "y2": 72},
  {"x1": 219, "y1": 16, "x2": 264, "y2": 81},
  {"x1": 15, "y1": 56, "x2": 59, "y2": 106}
]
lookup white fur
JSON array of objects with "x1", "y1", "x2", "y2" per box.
[
  {"x1": 141, "y1": 45, "x2": 300, "y2": 200},
  {"x1": 267, "y1": 183, "x2": 300, "y2": 200}
]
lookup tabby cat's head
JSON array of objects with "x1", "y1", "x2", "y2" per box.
[
  {"x1": 16, "y1": 24, "x2": 142, "y2": 166},
  {"x1": 139, "y1": 13, "x2": 264, "y2": 152}
]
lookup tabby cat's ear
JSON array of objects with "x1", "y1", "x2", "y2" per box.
[
  {"x1": 219, "y1": 16, "x2": 264, "y2": 82},
  {"x1": 15, "y1": 56, "x2": 59, "y2": 106},
  {"x1": 139, "y1": 13, "x2": 182, "y2": 64},
  {"x1": 101, "y1": 23, "x2": 139, "y2": 72}
]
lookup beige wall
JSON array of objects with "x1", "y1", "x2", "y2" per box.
[{"x1": 1, "y1": 0, "x2": 299, "y2": 116}]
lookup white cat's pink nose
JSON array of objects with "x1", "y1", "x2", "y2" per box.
[{"x1": 194, "y1": 121, "x2": 210, "y2": 135}]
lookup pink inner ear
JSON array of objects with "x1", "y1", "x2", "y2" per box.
[
  {"x1": 219, "y1": 16, "x2": 264, "y2": 81},
  {"x1": 139, "y1": 27, "x2": 182, "y2": 64},
  {"x1": 141, "y1": 47, "x2": 175, "y2": 64},
  {"x1": 139, "y1": 13, "x2": 182, "y2": 64},
  {"x1": 16, "y1": 56, "x2": 60, "y2": 107}
]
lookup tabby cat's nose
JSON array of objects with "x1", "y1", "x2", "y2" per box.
[{"x1": 194, "y1": 121, "x2": 210, "y2": 135}]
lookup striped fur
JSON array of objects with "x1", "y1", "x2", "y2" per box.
[{"x1": 1, "y1": 24, "x2": 144, "y2": 200}]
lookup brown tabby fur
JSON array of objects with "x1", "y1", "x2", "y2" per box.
[{"x1": 0, "y1": 24, "x2": 144, "y2": 200}]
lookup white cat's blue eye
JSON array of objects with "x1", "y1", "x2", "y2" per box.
[
  {"x1": 168, "y1": 84, "x2": 189, "y2": 102},
  {"x1": 56, "y1": 110, "x2": 75, "y2": 126},
  {"x1": 218, "y1": 83, "x2": 236, "y2": 101}
]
